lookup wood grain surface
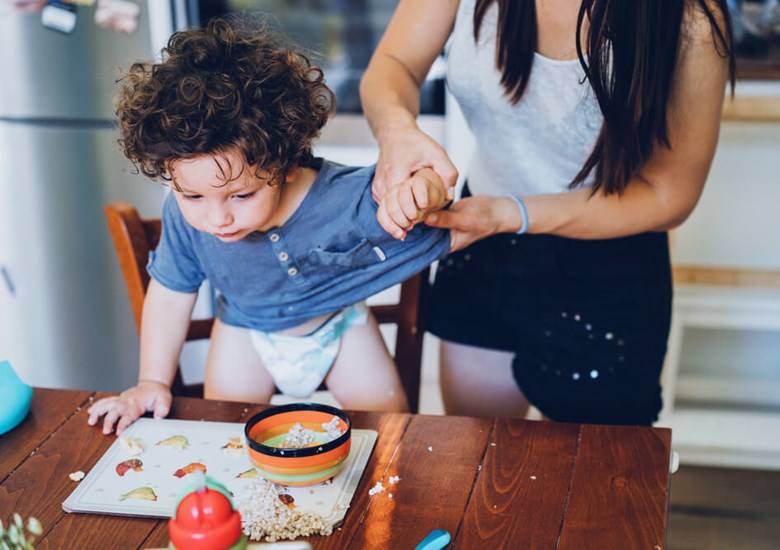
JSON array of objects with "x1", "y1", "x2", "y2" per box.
[
  {"x1": 0, "y1": 389, "x2": 92, "y2": 482},
  {"x1": 454, "y1": 419, "x2": 581, "y2": 548},
  {"x1": 0, "y1": 389, "x2": 672, "y2": 549}
]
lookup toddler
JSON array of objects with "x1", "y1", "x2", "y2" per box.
[{"x1": 87, "y1": 18, "x2": 450, "y2": 435}]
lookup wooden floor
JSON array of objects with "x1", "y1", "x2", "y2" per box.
[{"x1": 668, "y1": 465, "x2": 780, "y2": 550}]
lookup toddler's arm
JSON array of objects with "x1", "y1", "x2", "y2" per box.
[
  {"x1": 377, "y1": 167, "x2": 451, "y2": 240},
  {"x1": 87, "y1": 279, "x2": 197, "y2": 435}
]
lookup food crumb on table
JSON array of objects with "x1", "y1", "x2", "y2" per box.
[
  {"x1": 69, "y1": 471, "x2": 85, "y2": 481},
  {"x1": 388, "y1": 475, "x2": 401, "y2": 485},
  {"x1": 427, "y1": 446, "x2": 433, "y2": 452},
  {"x1": 530, "y1": 475, "x2": 537, "y2": 480},
  {"x1": 368, "y1": 481, "x2": 385, "y2": 496}
]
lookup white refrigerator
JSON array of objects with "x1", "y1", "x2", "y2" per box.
[{"x1": 0, "y1": 3, "x2": 175, "y2": 391}]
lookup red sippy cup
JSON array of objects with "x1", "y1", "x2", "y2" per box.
[{"x1": 168, "y1": 472, "x2": 248, "y2": 550}]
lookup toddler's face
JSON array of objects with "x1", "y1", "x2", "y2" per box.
[{"x1": 169, "y1": 150, "x2": 282, "y2": 242}]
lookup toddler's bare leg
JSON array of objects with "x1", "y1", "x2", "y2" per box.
[
  {"x1": 440, "y1": 340, "x2": 530, "y2": 418},
  {"x1": 326, "y1": 312, "x2": 409, "y2": 412},
  {"x1": 204, "y1": 319, "x2": 275, "y2": 403}
]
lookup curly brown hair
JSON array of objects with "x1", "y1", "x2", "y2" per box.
[{"x1": 115, "y1": 17, "x2": 335, "y2": 185}]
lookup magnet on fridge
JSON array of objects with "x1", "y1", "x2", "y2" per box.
[{"x1": 41, "y1": 0, "x2": 78, "y2": 34}]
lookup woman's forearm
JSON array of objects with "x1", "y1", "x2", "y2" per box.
[
  {"x1": 138, "y1": 279, "x2": 197, "y2": 387},
  {"x1": 522, "y1": 173, "x2": 702, "y2": 239},
  {"x1": 360, "y1": 0, "x2": 457, "y2": 140},
  {"x1": 360, "y1": 54, "x2": 422, "y2": 141}
]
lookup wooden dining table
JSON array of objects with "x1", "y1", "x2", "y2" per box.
[{"x1": 0, "y1": 388, "x2": 671, "y2": 549}]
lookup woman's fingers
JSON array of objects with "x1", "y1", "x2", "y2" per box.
[
  {"x1": 448, "y1": 229, "x2": 480, "y2": 252},
  {"x1": 431, "y1": 155, "x2": 459, "y2": 190},
  {"x1": 424, "y1": 209, "x2": 459, "y2": 228},
  {"x1": 371, "y1": 172, "x2": 385, "y2": 203}
]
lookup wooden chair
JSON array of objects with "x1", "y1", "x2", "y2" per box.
[{"x1": 104, "y1": 202, "x2": 429, "y2": 412}]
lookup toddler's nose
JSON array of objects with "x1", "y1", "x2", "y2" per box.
[{"x1": 209, "y1": 208, "x2": 233, "y2": 229}]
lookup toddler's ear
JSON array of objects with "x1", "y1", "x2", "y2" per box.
[{"x1": 284, "y1": 166, "x2": 300, "y2": 184}]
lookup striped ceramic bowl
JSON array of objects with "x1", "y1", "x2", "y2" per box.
[{"x1": 244, "y1": 403, "x2": 351, "y2": 487}]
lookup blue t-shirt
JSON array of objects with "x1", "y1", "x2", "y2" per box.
[{"x1": 147, "y1": 159, "x2": 451, "y2": 332}]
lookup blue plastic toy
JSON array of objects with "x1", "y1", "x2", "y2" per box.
[
  {"x1": 415, "y1": 529, "x2": 451, "y2": 550},
  {"x1": 0, "y1": 360, "x2": 33, "y2": 436}
]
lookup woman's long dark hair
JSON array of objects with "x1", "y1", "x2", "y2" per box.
[{"x1": 474, "y1": 0, "x2": 736, "y2": 195}]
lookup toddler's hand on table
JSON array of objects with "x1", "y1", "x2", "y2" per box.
[
  {"x1": 86, "y1": 380, "x2": 172, "y2": 436},
  {"x1": 377, "y1": 168, "x2": 451, "y2": 240}
]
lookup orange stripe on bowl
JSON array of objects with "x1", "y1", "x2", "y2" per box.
[{"x1": 247, "y1": 440, "x2": 350, "y2": 469}]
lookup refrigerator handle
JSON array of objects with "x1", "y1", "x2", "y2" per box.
[{"x1": 1, "y1": 265, "x2": 16, "y2": 296}]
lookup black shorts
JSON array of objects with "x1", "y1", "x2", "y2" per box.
[{"x1": 428, "y1": 188, "x2": 672, "y2": 426}]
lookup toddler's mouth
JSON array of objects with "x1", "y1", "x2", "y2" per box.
[{"x1": 214, "y1": 229, "x2": 241, "y2": 240}]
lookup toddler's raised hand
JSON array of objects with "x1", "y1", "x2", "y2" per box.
[
  {"x1": 377, "y1": 168, "x2": 451, "y2": 240},
  {"x1": 87, "y1": 380, "x2": 172, "y2": 436}
]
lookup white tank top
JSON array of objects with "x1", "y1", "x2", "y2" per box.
[{"x1": 447, "y1": 0, "x2": 603, "y2": 197}]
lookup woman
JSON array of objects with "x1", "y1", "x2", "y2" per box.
[{"x1": 361, "y1": 0, "x2": 734, "y2": 424}]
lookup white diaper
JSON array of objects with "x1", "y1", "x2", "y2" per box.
[{"x1": 249, "y1": 302, "x2": 368, "y2": 399}]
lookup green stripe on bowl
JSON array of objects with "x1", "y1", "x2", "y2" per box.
[{"x1": 255, "y1": 462, "x2": 345, "y2": 484}]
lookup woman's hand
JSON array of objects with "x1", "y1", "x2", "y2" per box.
[
  {"x1": 425, "y1": 196, "x2": 523, "y2": 251},
  {"x1": 372, "y1": 122, "x2": 458, "y2": 203},
  {"x1": 87, "y1": 380, "x2": 172, "y2": 436}
]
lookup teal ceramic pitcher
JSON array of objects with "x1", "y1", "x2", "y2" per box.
[{"x1": 0, "y1": 360, "x2": 33, "y2": 435}]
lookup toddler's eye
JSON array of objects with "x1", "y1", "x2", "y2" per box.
[
  {"x1": 233, "y1": 192, "x2": 256, "y2": 200},
  {"x1": 182, "y1": 194, "x2": 202, "y2": 200}
]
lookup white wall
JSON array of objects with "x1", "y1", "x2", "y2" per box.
[{"x1": 673, "y1": 121, "x2": 780, "y2": 270}]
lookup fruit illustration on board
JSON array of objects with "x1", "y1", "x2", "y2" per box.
[
  {"x1": 119, "y1": 486, "x2": 157, "y2": 502},
  {"x1": 156, "y1": 435, "x2": 189, "y2": 449}
]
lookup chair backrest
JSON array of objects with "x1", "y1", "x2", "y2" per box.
[{"x1": 104, "y1": 202, "x2": 428, "y2": 412}]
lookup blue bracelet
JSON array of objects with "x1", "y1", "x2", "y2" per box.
[{"x1": 508, "y1": 195, "x2": 529, "y2": 235}]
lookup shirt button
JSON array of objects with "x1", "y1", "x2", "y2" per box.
[
  {"x1": 287, "y1": 267, "x2": 298, "y2": 277},
  {"x1": 269, "y1": 233, "x2": 280, "y2": 243},
  {"x1": 278, "y1": 252, "x2": 289, "y2": 262}
]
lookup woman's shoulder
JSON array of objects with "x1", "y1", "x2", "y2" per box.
[{"x1": 681, "y1": 0, "x2": 730, "y2": 53}]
